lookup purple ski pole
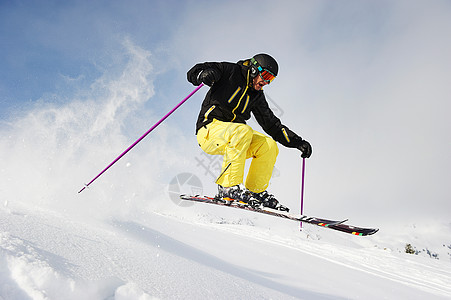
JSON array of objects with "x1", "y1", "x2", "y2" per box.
[
  {"x1": 78, "y1": 84, "x2": 204, "y2": 193},
  {"x1": 300, "y1": 157, "x2": 306, "y2": 229}
]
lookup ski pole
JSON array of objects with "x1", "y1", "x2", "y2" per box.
[
  {"x1": 300, "y1": 157, "x2": 306, "y2": 229},
  {"x1": 78, "y1": 83, "x2": 204, "y2": 193}
]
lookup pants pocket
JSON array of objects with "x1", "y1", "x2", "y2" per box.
[{"x1": 197, "y1": 126, "x2": 210, "y2": 150}]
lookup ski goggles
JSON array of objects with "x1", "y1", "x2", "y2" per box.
[
  {"x1": 251, "y1": 58, "x2": 276, "y2": 84},
  {"x1": 259, "y1": 69, "x2": 276, "y2": 84}
]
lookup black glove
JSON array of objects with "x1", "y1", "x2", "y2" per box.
[
  {"x1": 187, "y1": 65, "x2": 203, "y2": 86},
  {"x1": 198, "y1": 68, "x2": 220, "y2": 86},
  {"x1": 297, "y1": 139, "x2": 312, "y2": 158},
  {"x1": 187, "y1": 66, "x2": 221, "y2": 86}
]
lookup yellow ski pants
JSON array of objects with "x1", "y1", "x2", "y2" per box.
[{"x1": 197, "y1": 119, "x2": 279, "y2": 193}]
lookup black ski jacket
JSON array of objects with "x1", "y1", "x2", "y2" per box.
[{"x1": 187, "y1": 60, "x2": 304, "y2": 149}]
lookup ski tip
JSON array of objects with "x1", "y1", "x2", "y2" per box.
[
  {"x1": 369, "y1": 228, "x2": 380, "y2": 235},
  {"x1": 364, "y1": 228, "x2": 379, "y2": 236}
]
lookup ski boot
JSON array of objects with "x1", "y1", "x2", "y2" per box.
[
  {"x1": 216, "y1": 185, "x2": 252, "y2": 204},
  {"x1": 250, "y1": 190, "x2": 289, "y2": 212}
]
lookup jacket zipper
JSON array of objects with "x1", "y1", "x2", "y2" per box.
[
  {"x1": 230, "y1": 69, "x2": 251, "y2": 122},
  {"x1": 231, "y1": 85, "x2": 248, "y2": 121}
]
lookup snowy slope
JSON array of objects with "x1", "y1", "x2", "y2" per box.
[{"x1": 1, "y1": 200, "x2": 450, "y2": 300}]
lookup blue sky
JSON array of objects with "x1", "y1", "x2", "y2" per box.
[
  {"x1": 0, "y1": 0, "x2": 187, "y2": 117},
  {"x1": 1, "y1": 0, "x2": 450, "y2": 223}
]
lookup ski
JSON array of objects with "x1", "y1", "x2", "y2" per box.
[
  {"x1": 180, "y1": 195, "x2": 348, "y2": 227},
  {"x1": 180, "y1": 195, "x2": 378, "y2": 236},
  {"x1": 327, "y1": 223, "x2": 379, "y2": 236}
]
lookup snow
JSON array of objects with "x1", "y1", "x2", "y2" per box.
[
  {"x1": 0, "y1": 201, "x2": 450, "y2": 300},
  {"x1": 1, "y1": 41, "x2": 450, "y2": 300}
]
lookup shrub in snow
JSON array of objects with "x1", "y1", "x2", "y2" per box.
[{"x1": 405, "y1": 243, "x2": 415, "y2": 254}]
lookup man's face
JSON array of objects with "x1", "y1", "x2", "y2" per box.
[{"x1": 252, "y1": 74, "x2": 269, "y2": 91}]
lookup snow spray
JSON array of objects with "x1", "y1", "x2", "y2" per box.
[{"x1": 78, "y1": 83, "x2": 204, "y2": 193}]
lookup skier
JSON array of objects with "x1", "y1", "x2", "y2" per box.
[{"x1": 187, "y1": 53, "x2": 312, "y2": 209}]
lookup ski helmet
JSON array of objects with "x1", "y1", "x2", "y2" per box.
[{"x1": 250, "y1": 53, "x2": 278, "y2": 81}]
